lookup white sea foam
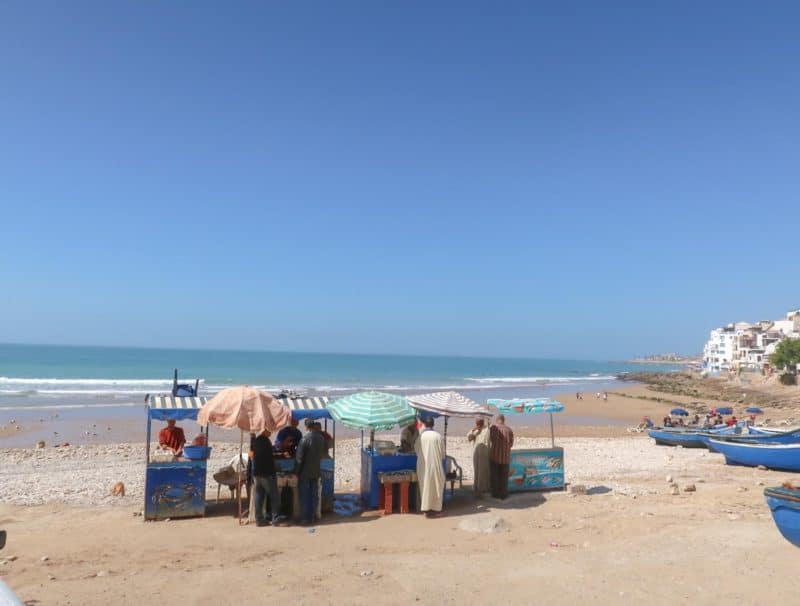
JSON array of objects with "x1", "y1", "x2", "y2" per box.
[{"x1": 464, "y1": 376, "x2": 615, "y2": 383}]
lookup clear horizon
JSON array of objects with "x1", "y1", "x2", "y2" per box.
[{"x1": 3, "y1": 3, "x2": 798, "y2": 358}]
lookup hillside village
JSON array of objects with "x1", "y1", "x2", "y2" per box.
[{"x1": 703, "y1": 309, "x2": 800, "y2": 372}]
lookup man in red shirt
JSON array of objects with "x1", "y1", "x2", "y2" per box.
[{"x1": 159, "y1": 419, "x2": 186, "y2": 456}]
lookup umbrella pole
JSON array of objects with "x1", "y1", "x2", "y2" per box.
[
  {"x1": 549, "y1": 413, "x2": 555, "y2": 448},
  {"x1": 444, "y1": 416, "x2": 448, "y2": 457},
  {"x1": 238, "y1": 430, "x2": 243, "y2": 525},
  {"x1": 370, "y1": 429, "x2": 375, "y2": 450}
]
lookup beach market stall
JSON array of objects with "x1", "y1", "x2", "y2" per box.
[
  {"x1": 275, "y1": 395, "x2": 335, "y2": 513},
  {"x1": 327, "y1": 391, "x2": 417, "y2": 509},
  {"x1": 407, "y1": 391, "x2": 491, "y2": 453},
  {"x1": 198, "y1": 386, "x2": 290, "y2": 524},
  {"x1": 144, "y1": 394, "x2": 210, "y2": 521},
  {"x1": 488, "y1": 398, "x2": 566, "y2": 492}
]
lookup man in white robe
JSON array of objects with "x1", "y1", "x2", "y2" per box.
[
  {"x1": 415, "y1": 417, "x2": 445, "y2": 517},
  {"x1": 467, "y1": 417, "x2": 490, "y2": 497}
]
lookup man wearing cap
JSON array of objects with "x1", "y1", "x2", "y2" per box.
[{"x1": 415, "y1": 417, "x2": 445, "y2": 517}]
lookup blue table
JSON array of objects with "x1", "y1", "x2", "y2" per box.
[{"x1": 360, "y1": 448, "x2": 417, "y2": 508}]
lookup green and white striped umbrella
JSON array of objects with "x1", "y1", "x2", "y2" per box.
[{"x1": 327, "y1": 391, "x2": 416, "y2": 431}]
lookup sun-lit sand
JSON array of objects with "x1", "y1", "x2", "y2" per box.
[{"x1": 2, "y1": 386, "x2": 799, "y2": 605}]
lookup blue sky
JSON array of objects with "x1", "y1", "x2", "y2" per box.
[{"x1": 1, "y1": 2, "x2": 798, "y2": 359}]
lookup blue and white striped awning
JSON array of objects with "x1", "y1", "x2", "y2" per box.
[
  {"x1": 276, "y1": 396, "x2": 330, "y2": 419},
  {"x1": 147, "y1": 395, "x2": 209, "y2": 409}
]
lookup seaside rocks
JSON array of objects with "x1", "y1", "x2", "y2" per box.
[
  {"x1": 665, "y1": 475, "x2": 673, "y2": 483},
  {"x1": 683, "y1": 484, "x2": 696, "y2": 493},
  {"x1": 569, "y1": 484, "x2": 587, "y2": 495},
  {"x1": 36, "y1": 440, "x2": 46, "y2": 449},
  {"x1": 669, "y1": 484, "x2": 680, "y2": 496},
  {"x1": 458, "y1": 515, "x2": 510, "y2": 534}
]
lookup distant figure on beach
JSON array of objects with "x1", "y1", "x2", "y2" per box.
[
  {"x1": 691, "y1": 414, "x2": 700, "y2": 426},
  {"x1": 489, "y1": 415, "x2": 514, "y2": 500},
  {"x1": 663, "y1": 416, "x2": 672, "y2": 428},
  {"x1": 467, "y1": 418, "x2": 490, "y2": 497},
  {"x1": 602, "y1": 392, "x2": 608, "y2": 401},
  {"x1": 576, "y1": 392, "x2": 583, "y2": 400},
  {"x1": 158, "y1": 419, "x2": 186, "y2": 457},
  {"x1": 415, "y1": 417, "x2": 445, "y2": 517},
  {"x1": 399, "y1": 421, "x2": 419, "y2": 453},
  {"x1": 596, "y1": 392, "x2": 601, "y2": 399},
  {"x1": 295, "y1": 421, "x2": 325, "y2": 525}
]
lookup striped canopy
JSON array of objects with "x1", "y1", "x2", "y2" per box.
[
  {"x1": 327, "y1": 391, "x2": 416, "y2": 431},
  {"x1": 146, "y1": 395, "x2": 209, "y2": 420},
  {"x1": 488, "y1": 397, "x2": 565, "y2": 414},
  {"x1": 276, "y1": 396, "x2": 331, "y2": 420},
  {"x1": 407, "y1": 391, "x2": 490, "y2": 418},
  {"x1": 148, "y1": 395, "x2": 208, "y2": 409}
]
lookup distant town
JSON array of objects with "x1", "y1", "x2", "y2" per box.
[
  {"x1": 629, "y1": 354, "x2": 700, "y2": 364},
  {"x1": 702, "y1": 309, "x2": 800, "y2": 372}
]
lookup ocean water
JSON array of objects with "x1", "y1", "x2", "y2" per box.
[{"x1": 0, "y1": 344, "x2": 676, "y2": 412}]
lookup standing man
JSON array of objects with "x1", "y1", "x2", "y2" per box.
[
  {"x1": 415, "y1": 417, "x2": 445, "y2": 517},
  {"x1": 296, "y1": 421, "x2": 325, "y2": 525},
  {"x1": 249, "y1": 429, "x2": 282, "y2": 527},
  {"x1": 489, "y1": 414, "x2": 514, "y2": 500},
  {"x1": 399, "y1": 421, "x2": 419, "y2": 453},
  {"x1": 467, "y1": 417, "x2": 490, "y2": 497}
]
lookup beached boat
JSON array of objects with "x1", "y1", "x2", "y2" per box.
[
  {"x1": 764, "y1": 486, "x2": 800, "y2": 548},
  {"x1": 648, "y1": 424, "x2": 736, "y2": 448},
  {"x1": 648, "y1": 428, "x2": 708, "y2": 448},
  {"x1": 700, "y1": 427, "x2": 800, "y2": 452},
  {"x1": 707, "y1": 440, "x2": 800, "y2": 471}
]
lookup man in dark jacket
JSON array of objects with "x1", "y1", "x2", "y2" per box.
[
  {"x1": 250, "y1": 429, "x2": 282, "y2": 527},
  {"x1": 295, "y1": 422, "x2": 325, "y2": 524}
]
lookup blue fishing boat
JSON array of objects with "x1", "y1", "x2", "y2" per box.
[
  {"x1": 648, "y1": 428, "x2": 708, "y2": 448},
  {"x1": 707, "y1": 440, "x2": 800, "y2": 471},
  {"x1": 764, "y1": 485, "x2": 800, "y2": 548},
  {"x1": 701, "y1": 427, "x2": 800, "y2": 451}
]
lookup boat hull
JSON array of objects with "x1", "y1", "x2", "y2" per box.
[
  {"x1": 702, "y1": 428, "x2": 800, "y2": 452},
  {"x1": 764, "y1": 486, "x2": 800, "y2": 548},
  {"x1": 708, "y1": 440, "x2": 800, "y2": 471},
  {"x1": 647, "y1": 429, "x2": 707, "y2": 448}
]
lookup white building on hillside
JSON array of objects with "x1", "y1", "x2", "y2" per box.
[{"x1": 702, "y1": 309, "x2": 800, "y2": 372}]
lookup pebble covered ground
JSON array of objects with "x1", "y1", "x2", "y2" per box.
[{"x1": 0, "y1": 436, "x2": 750, "y2": 507}]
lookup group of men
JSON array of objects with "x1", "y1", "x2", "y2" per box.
[
  {"x1": 158, "y1": 415, "x2": 329, "y2": 527},
  {"x1": 407, "y1": 414, "x2": 515, "y2": 518},
  {"x1": 159, "y1": 411, "x2": 516, "y2": 524},
  {"x1": 250, "y1": 416, "x2": 329, "y2": 527}
]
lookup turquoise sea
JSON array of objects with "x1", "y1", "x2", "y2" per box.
[{"x1": 0, "y1": 343, "x2": 677, "y2": 411}]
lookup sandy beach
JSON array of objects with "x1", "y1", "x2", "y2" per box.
[{"x1": 2, "y1": 384, "x2": 799, "y2": 605}]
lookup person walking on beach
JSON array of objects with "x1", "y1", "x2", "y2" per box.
[
  {"x1": 489, "y1": 415, "x2": 514, "y2": 500},
  {"x1": 249, "y1": 429, "x2": 283, "y2": 527},
  {"x1": 415, "y1": 417, "x2": 445, "y2": 517},
  {"x1": 296, "y1": 422, "x2": 325, "y2": 525},
  {"x1": 467, "y1": 417, "x2": 490, "y2": 497}
]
